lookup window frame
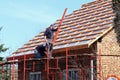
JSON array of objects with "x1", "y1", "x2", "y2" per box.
[
  {"x1": 30, "y1": 72, "x2": 41, "y2": 80},
  {"x1": 63, "y1": 69, "x2": 79, "y2": 80}
]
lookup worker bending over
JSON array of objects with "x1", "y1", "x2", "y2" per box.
[{"x1": 34, "y1": 43, "x2": 47, "y2": 58}]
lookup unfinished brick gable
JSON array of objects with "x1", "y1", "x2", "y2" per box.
[{"x1": 97, "y1": 29, "x2": 120, "y2": 79}]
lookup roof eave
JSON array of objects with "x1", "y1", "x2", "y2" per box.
[{"x1": 53, "y1": 44, "x2": 89, "y2": 53}]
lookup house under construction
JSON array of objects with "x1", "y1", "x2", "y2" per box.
[{"x1": 0, "y1": 0, "x2": 120, "y2": 80}]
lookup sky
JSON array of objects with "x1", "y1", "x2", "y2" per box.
[{"x1": 0, "y1": 0, "x2": 93, "y2": 58}]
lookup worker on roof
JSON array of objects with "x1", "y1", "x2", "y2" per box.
[
  {"x1": 34, "y1": 43, "x2": 47, "y2": 58},
  {"x1": 44, "y1": 24, "x2": 58, "y2": 58}
]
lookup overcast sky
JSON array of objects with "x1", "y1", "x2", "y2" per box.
[{"x1": 0, "y1": 0, "x2": 93, "y2": 58}]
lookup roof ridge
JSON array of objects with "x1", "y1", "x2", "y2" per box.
[
  {"x1": 82, "y1": 0, "x2": 112, "y2": 8},
  {"x1": 96, "y1": 0, "x2": 112, "y2": 1}
]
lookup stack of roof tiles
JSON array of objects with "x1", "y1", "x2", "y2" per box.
[{"x1": 12, "y1": 0, "x2": 115, "y2": 56}]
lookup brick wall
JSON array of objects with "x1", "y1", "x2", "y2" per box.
[{"x1": 97, "y1": 29, "x2": 120, "y2": 79}]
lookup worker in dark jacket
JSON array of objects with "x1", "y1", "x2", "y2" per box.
[
  {"x1": 44, "y1": 24, "x2": 58, "y2": 58},
  {"x1": 34, "y1": 43, "x2": 47, "y2": 58}
]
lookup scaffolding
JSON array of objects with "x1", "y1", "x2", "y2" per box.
[{"x1": 0, "y1": 48, "x2": 104, "y2": 80}]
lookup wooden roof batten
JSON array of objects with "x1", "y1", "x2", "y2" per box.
[{"x1": 7, "y1": 0, "x2": 115, "y2": 60}]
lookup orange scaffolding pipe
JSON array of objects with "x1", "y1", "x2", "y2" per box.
[
  {"x1": 66, "y1": 48, "x2": 68, "y2": 80},
  {"x1": 53, "y1": 8, "x2": 67, "y2": 43},
  {"x1": 12, "y1": 55, "x2": 15, "y2": 80},
  {"x1": 60, "y1": 72, "x2": 62, "y2": 80},
  {"x1": 79, "y1": 68, "x2": 82, "y2": 80},
  {"x1": 32, "y1": 61, "x2": 35, "y2": 72},
  {"x1": 46, "y1": 54, "x2": 50, "y2": 80},
  {"x1": 56, "y1": 57, "x2": 59, "y2": 68},
  {"x1": 24, "y1": 54, "x2": 26, "y2": 80},
  {"x1": 98, "y1": 49, "x2": 102, "y2": 80}
]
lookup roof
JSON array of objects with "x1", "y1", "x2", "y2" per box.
[{"x1": 9, "y1": 0, "x2": 115, "y2": 57}]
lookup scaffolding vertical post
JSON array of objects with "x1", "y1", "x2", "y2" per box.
[
  {"x1": 66, "y1": 48, "x2": 68, "y2": 80},
  {"x1": 46, "y1": 50, "x2": 50, "y2": 80},
  {"x1": 60, "y1": 72, "x2": 62, "y2": 80},
  {"x1": 10, "y1": 63, "x2": 12, "y2": 80},
  {"x1": 98, "y1": 49, "x2": 102, "y2": 80},
  {"x1": 24, "y1": 55, "x2": 26, "y2": 80},
  {"x1": 5, "y1": 64, "x2": 8, "y2": 79},
  {"x1": 56, "y1": 57, "x2": 58, "y2": 68},
  {"x1": 79, "y1": 68, "x2": 82, "y2": 80},
  {"x1": 12, "y1": 55, "x2": 15, "y2": 80},
  {"x1": 46, "y1": 59, "x2": 49, "y2": 80},
  {"x1": 52, "y1": 74, "x2": 54, "y2": 80},
  {"x1": 32, "y1": 61, "x2": 35, "y2": 72}
]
